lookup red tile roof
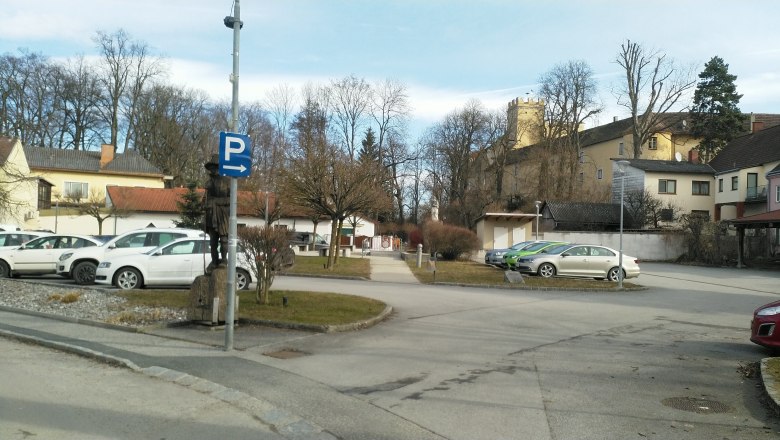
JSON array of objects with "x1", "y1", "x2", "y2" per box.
[{"x1": 106, "y1": 186, "x2": 269, "y2": 216}]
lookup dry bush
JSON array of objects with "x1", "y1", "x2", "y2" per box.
[
  {"x1": 61, "y1": 292, "x2": 81, "y2": 303},
  {"x1": 423, "y1": 220, "x2": 480, "y2": 261}
]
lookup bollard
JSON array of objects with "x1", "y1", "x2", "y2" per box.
[{"x1": 416, "y1": 243, "x2": 423, "y2": 268}]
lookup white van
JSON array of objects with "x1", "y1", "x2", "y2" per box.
[{"x1": 57, "y1": 227, "x2": 205, "y2": 285}]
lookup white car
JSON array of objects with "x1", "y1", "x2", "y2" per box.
[
  {"x1": 0, "y1": 231, "x2": 52, "y2": 250},
  {"x1": 57, "y1": 228, "x2": 206, "y2": 285},
  {"x1": 0, "y1": 234, "x2": 102, "y2": 278},
  {"x1": 94, "y1": 237, "x2": 253, "y2": 290}
]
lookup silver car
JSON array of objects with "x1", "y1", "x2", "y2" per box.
[
  {"x1": 484, "y1": 240, "x2": 535, "y2": 266},
  {"x1": 514, "y1": 243, "x2": 640, "y2": 281}
]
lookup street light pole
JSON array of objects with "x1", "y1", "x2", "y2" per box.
[
  {"x1": 223, "y1": 0, "x2": 242, "y2": 351},
  {"x1": 534, "y1": 200, "x2": 541, "y2": 241},
  {"x1": 617, "y1": 160, "x2": 630, "y2": 289}
]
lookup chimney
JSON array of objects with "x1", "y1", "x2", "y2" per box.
[
  {"x1": 688, "y1": 149, "x2": 699, "y2": 164},
  {"x1": 613, "y1": 116, "x2": 618, "y2": 122},
  {"x1": 100, "y1": 144, "x2": 115, "y2": 168},
  {"x1": 752, "y1": 121, "x2": 765, "y2": 133}
]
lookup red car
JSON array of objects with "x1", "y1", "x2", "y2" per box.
[{"x1": 751, "y1": 300, "x2": 780, "y2": 348}]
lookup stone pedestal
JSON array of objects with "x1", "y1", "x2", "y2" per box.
[
  {"x1": 504, "y1": 270, "x2": 525, "y2": 284},
  {"x1": 187, "y1": 267, "x2": 237, "y2": 325}
]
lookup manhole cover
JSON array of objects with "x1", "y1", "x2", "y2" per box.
[
  {"x1": 661, "y1": 397, "x2": 732, "y2": 414},
  {"x1": 264, "y1": 349, "x2": 308, "y2": 359}
]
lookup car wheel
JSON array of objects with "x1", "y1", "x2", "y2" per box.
[
  {"x1": 73, "y1": 261, "x2": 97, "y2": 285},
  {"x1": 607, "y1": 267, "x2": 624, "y2": 282},
  {"x1": 0, "y1": 261, "x2": 10, "y2": 278},
  {"x1": 538, "y1": 263, "x2": 556, "y2": 278},
  {"x1": 115, "y1": 267, "x2": 143, "y2": 290},
  {"x1": 236, "y1": 269, "x2": 251, "y2": 290}
]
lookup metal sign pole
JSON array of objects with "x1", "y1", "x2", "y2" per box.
[{"x1": 224, "y1": 0, "x2": 241, "y2": 351}]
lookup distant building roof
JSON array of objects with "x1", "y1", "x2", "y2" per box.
[
  {"x1": 23, "y1": 145, "x2": 163, "y2": 176},
  {"x1": 726, "y1": 209, "x2": 780, "y2": 227},
  {"x1": 0, "y1": 137, "x2": 18, "y2": 165},
  {"x1": 709, "y1": 124, "x2": 780, "y2": 173},
  {"x1": 105, "y1": 186, "x2": 320, "y2": 219},
  {"x1": 544, "y1": 200, "x2": 634, "y2": 230},
  {"x1": 620, "y1": 158, "x2": 715, "y2": 175}
]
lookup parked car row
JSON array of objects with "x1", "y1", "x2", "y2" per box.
[
  {"x1": 0, "y1": 228, "x2": 255, "y2": 290},
  {"x1": 486, "y1": 241, "x2": 641, "y2": 282}
]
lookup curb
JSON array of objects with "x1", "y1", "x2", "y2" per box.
[
  {"x1": 429, "y1": 281, "x2": 648, "y2": 292},
  {"x1": 761, "y1": 358, "x2": 780, "y2": 412}
]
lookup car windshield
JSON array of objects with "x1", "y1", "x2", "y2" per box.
[
  {"x1": 510, "y1": 241, "x2": 532, "y2": 250},
  {"x1": 541, "y1": 244, "x2": 573, "y2": 255},
  {"x1": 523, "y1": 241, "x2": 554, "y2": 252}
]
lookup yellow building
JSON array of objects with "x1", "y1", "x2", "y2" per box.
[
  {"x1": 0, "y1": 137, "x2": 39, "y2": 228},
  {"x1": 24, "y1": 143, "x2": 168, "y2": 207}
]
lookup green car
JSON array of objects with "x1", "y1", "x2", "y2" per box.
[{"x1": 502, "y1": 241, "x2": 568, "y2": 270}]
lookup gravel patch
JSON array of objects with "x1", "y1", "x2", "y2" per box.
[{"x1": 0, "y1": 278, "x2": 187, "y2": 327}]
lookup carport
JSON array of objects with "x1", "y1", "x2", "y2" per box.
[{"x1": 727, "y1": 209, "x2": 780, "y2": 268}]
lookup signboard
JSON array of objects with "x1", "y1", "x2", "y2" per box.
[{"x1": 218, "y1": 132, "x2": 252, "y2": 177}]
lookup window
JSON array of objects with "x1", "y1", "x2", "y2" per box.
[
  {"x1": 776, "y1": 185, "x2": 780, "y2": 203},
  {"x1": 659, "y1": 209, "x2": 674, "y2": 221},
  {"x1": 37, "y1": 181, "x2": 52, "y2": 209},
  {"x1": 731, "y1": 176, "x2": 738, "y2": 190},
  {"x1": 692, "y1": 181, "x2": 710, "y2": 195},
  {"x1": 597, "y1": 169, "x2": 603, "y2": 180},
  {"x1": 648, "y1": 137, "x2": 658, "y2": 150},
  {"x1": 659, "y1": 179, "x2": 676, "y2": 194},
  {"x1": 691, "y1": 210, "x2": 710, "y2": 220},
  {"x1": 718, "y1": 178, "x2": 723, "y2": 193},
  {"x1": 64, "y1": 182, "x2": 88, "y2": 200},
  {"x1": 618, "y1": 142, "x2": 624, "y2": 156}
]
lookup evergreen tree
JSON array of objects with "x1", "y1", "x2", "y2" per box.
[
  {"x1": 689, "y1": 56, "x2": 746, "y2": 163},
  {"x1": 174, "y1": 182, "x2": 204, "y2": 229},
  {"x1": 358, "y1": 127, "x2": 380, "y2": 164}
]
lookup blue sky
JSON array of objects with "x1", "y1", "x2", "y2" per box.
[{"x1": 3, "y1": 0, "x2": 780, "y2": 137}]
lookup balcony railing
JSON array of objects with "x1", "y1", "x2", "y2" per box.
[{"x1": 745, "y1": 185, "x2": 767, "y2": 202}]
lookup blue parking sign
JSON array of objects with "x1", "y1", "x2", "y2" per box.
[{"x1": 219, "y1": 132, "x2": 252, "y2": 177}]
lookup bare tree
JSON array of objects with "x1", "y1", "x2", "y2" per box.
[
  {"x1": 426, "y1": 100, "x2": 499, "y2": 228},
  {"x1": 615, "y1": 40, "x2": 696, "y2": 158},
  {"x1": 537, "y1": 60, "x2": 602, "y2": 199},
  {"x1": 238, "y1": 225, "x2": 294, "y2": 304},
  {"x1": 60, "y1": 56, "x2": 105, "y2": 150},
  {"x1": 264, "y1": 84, "x2": 296, "y2": 184},
  {"x1": 132, "y1": 84, "x2": 213, "y2": 186},
  {"x1": 94, "y1": 29, "x2": 163, "y2": 149},
  {"x1": 72, "y1": 188, "x2": 127, "y2": 235},
  {"x1": 329, "y1": 75, "x2": 371, "y2": 160},
  {"x1": 371, "y1": 78, "x2": 410, "y2": 158}
]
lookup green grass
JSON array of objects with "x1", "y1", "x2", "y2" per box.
[
  {"x1": 406, "y1": 259, "x2": 640, "y2": 289},
  {"x1": 282, "y1": 255, "x2": 371, "y2": 278}
]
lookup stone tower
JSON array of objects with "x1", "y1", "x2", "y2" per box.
[{"x1": 506, "y1": 97, "x2": 544, "y2": 149}]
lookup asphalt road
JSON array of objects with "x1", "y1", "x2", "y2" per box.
[
  {"x1": 6, "y1": 262, "x2": 780, "y2": 439},
  {"x1": 0, "y1": 337, "x2": 286, "y2": 440}
]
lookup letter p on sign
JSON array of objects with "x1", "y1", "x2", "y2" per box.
[{"x1": 218, "y1": 132, "x2": 252, "y2": 177}]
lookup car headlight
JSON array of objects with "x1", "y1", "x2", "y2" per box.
[
  {"x1": 517, "y1": 258, "x2": 532, "y2": 263},
  {"x1": 494, "y1": 251, "x2": 505, "y2": 256},
  {"x1": 97, "y1": 262, "x2": 111, "y2": 269},
  {"x1": 757, "y1": 306, "x2": 780, "y2": 316},
  {"x1": 59, "y1": 252, "x2": 73, "y2": 261}
]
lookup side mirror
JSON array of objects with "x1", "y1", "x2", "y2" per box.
[
  {"x1": 561, "y1": 253, "x2": 569, "y2": 257},
  {"x1": 153, "y1": 250, "x2": 163, "y2": 256},
  {"x1": 108, "y1": 243, "x2": 116, "y2": 249}
]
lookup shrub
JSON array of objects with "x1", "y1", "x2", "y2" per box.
[
  {"x1": 408, "y1": 227, "x2": 424, "y2": 250},
  {"x1": 423, "y1": 220, "x2": 480, "y2": 261}
]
